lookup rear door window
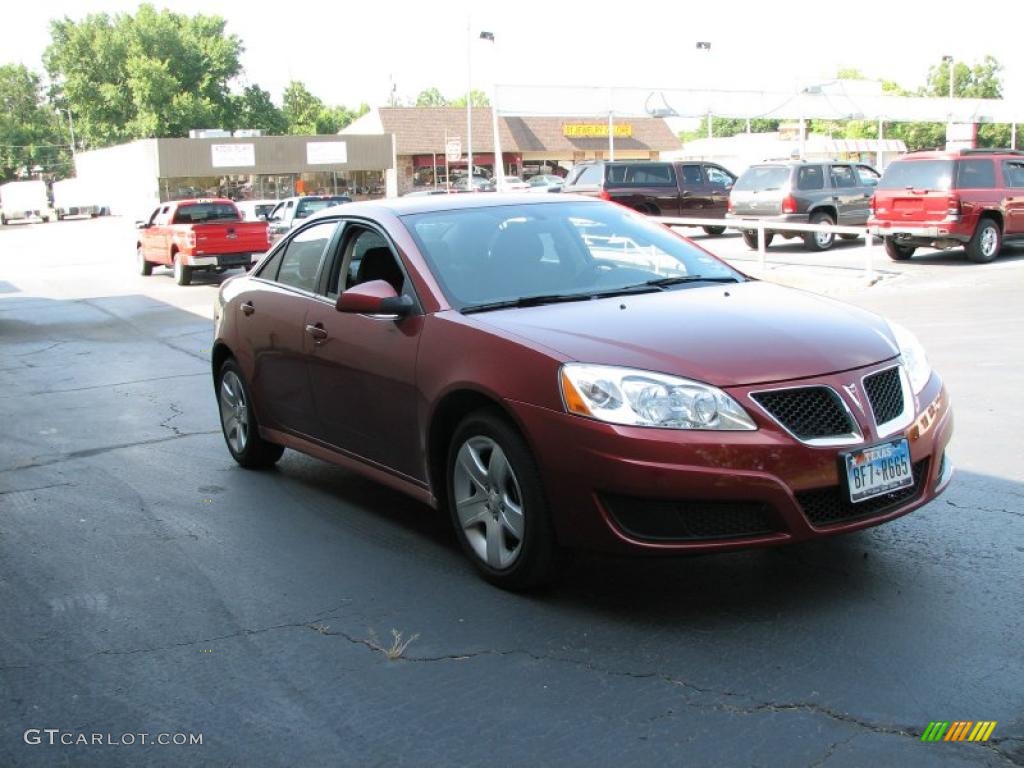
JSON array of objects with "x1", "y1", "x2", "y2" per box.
[
  {"x1": 704, "y1": 165, "x2": 735, "y2": 187},
  {"x1": 1003, "y1": 160, "x2": 1024, "y2": 187},
  {"x1": 829, "y1": 165, "x2": 857, "y2": 189},
  {"x1": 856, "y1": 165, "x2": 881, "y2": 186},
  {"x1": 678, "y1": 165, "x2": 703, "y2": 186},
  {"x1": 956, "y1": 159, "x2": 996, "y2": 189},
  {"x1": 797, "y1": 166, "x2": 825, "y2": 190}
]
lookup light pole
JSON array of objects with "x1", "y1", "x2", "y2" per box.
[
  {"x1": 479, "y1": 31, "x2": 505, "y2": 192},
  {"x1": 696, "y1": 42, "x2": 712, "y2": 139},
  {"x1": 942, "y1": 54, "x2": 955, "y2": 144},
  {"x1": 466, "y1": 17, "x2": 473, "y2": 184}
]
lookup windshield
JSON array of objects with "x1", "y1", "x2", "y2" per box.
[
  {"x1": 403, "y1": 201, "x2": 742, "y2": 311},
  {"x1": 172, "y1": 202, "x2": 240, "y2": 223},
  {"x1": 878, "y1": 160, "x2": 954, "y2": 191},
  {"x1": 734, "y1": 166, "x2": 790, "y2": 192},
  {"x1": 295, "y1": 197, "x2": 350, "y2": 219}
]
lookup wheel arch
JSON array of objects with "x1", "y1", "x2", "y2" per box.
[
  {"x1": 808, "y1": 205, "x2": 838, "y2": 222},
  {"x1": 211, "y1": 341, "x2": 233, "y2": 387}
]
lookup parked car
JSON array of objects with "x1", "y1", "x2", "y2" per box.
[
  {"x1": 136, "y1": 198, "x2": 270, "y2": 285},
  {"x1": 236, "y1": 199, "x2": 278, "y2": 222},
  {"x1": 0, "y1": 180, "x2": 55, "y2": 225},
  {"x1": 267, "y1": 195, "x2": 352, "y2": 245},
  {"x1": 500, "y1": 175, "x2": 530, "y2": 191},
  {"x1": 562, "y1": 160, "x2": 737, "y2": 234},
  {"x1": 869, "y1": 148, "x2": 1024, "y2": 263},
  {"x1": 525, "y1": 174, "x2": 565, "y2": 193},
  {"x1": 727, "y1": 161, "x2": 880, "y2": 251},
  {"x1": 52, "y1": 178, "x2": 108, "y2": 219},
  {"x1": 452, "y1": 175, "x2": 494, "y2": 193},
  {"x1": 211, "y1": 193, "x2": 953, "y2": 589}
]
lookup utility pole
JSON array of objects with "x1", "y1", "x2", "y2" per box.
[{"x1": 466, "y1": 16, "x2": 473, "y2": 182}]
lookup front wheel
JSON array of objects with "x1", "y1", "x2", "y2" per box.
[
  {"x1": 217, "y1": 358, "x2": 284, "y2": 468},
  {"x1": 173, "y1": 252, "x2": 192, "y2": 286},
  {"x1": 965, "y1": 218, "x2": 1001, "y2": 264},
  {"x1": 447, "y1": 410, "x2": 560, "y2": 590},
  {"x1": 702, "y1": 225, "x2": 726, "y2": 236},
  {"x1": 137, "y1": 246, "x2": 153, "y2": 276},
  {"x1": 741, "y1": 230, "x2": 774, "y2": 249},
  {"x1": 883, "y1": 237, "x2": 915, "y2": 261}
]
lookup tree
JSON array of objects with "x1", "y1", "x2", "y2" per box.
[
  {"x1": 416, "y1": 88, "x2": 448, "y2": 107},
  {"x1": 230, "y1": 84, "x2": 287, "y2": 135},
  {"x1": 451, "y1": 90, "x2": 490, "y2": 107},
  {"x1": 0, "y1": 64, "x2": 66, "y2": 182},
  {"x1": 282, "y1": 81, "x2": 365, "y2": 134},
  {"x1": 43, "y1": 4, "x2": 243, "y2": 144}
]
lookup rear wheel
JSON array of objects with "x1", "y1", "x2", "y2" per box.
[
  {"x1": 137, "y1": 245, "x2": 153, "y2": 276},
  {"x1": 883, "y1": 237, "x2": 915, "y2": 261},
  {"x1": 173, "y1": 252, "x2": 192, "y2": 286},
  {"x1": 447, "y1": 410, "x2": 560, "y2": 590},
  {"x1": 965, "y1": 218, "x2": 1001, "y2": 264},
  {"x1": 702, "y1": 225, "x2": 726, "y2": 236},
  {"x1": 741, "y1": 230, "x2": 774, "y2": 249},
  {"x1": 217, "y1": 358, "x2": 284, "y2": 468},
  {"x1": 804, "y1": 211, "x2": 836, "y2": 251}
]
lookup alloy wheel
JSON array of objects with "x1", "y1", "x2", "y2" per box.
[
  {"x1": 452, "y1": 436, "x2": 525, "y2": 569},
  {"x1": 219, "y1": 370, "x2": 249, "y2": 454}
]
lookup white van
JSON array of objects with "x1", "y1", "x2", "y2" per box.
[{"x1": 0, "y1": 180, "x2": 55, "y2": 224}]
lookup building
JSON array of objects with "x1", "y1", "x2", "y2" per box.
[
  {"x1": 72, "y1": 134, "x2": 394, "y2": 219},
  {"x1": 343, "y1": 107, "x2": 681, "y2": 195}
]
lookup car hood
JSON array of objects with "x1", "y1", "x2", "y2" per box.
[{"x1": 472, "y1": 281, "x2": 898, "y2": 387}]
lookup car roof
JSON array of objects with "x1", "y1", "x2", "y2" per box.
[
  {"x1": 172, "y1": 198, "x2": 235, "y2": 206},
  {"x1": 307, "y1": 192, "x2": 605, "y2": 219}
]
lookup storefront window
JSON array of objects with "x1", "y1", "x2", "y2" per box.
[{"x1": 158, "y1": 171, "x2": 386, "y2": 204}]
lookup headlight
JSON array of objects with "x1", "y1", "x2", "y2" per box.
[
  {"x1": 888, "y1": 322, "x2": 931, "y2": 394},
  {"x1": 560, "y1": 364, "x2": 757, "y2": 430}
]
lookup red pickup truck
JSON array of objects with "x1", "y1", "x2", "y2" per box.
[{"x1": 136, "y1": 199, "x2": 269, "y2": 285}]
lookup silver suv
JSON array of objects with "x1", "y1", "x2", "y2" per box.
[{"x1": 726, "y1": 161, "x2": 880, "y2": 251}]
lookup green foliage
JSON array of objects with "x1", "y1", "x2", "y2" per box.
[
  {"x1": 450, "y1": 90, "x2": 491, "y2": 108},
  {"x1": 44, "y1": 4, "x2": 244, "y2": 144},
  {"x1": 0, "y1": 64, "x2": 67, "y2": 182},
  {"x1": 282, "y1": 81, "x2": 363, "y2": 135},
  {"x1": 416, "y1": 88, "x2": 448, "y2": 107},
  {"x1": 229, "y1": 84, "x2": 288, "y2": 135},
  {"x1": 679, "y1": 117, "x2": 780, "y2": 143}
]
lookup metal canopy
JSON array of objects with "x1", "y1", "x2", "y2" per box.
[{"x1": 495, "y1": 83, "x2": 1024, "y2": 124}]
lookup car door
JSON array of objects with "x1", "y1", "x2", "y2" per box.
[
  {"x1": 143, "y1": 205, "x2": 172, "y2": 264},
  {"x1": 702, "y1": 163, "x2": 736, "y2": 217},
  {"x1": 303, "y1": 222, "x2": 426, "y2": 482},
  {"x1": 677, "y1": 164, "x2": 712, "y2": 216},
  {"x1": 1001, "y1": 159, "x2": 1024, "y2": 234},
  {"x1": 243, "y1": 219, "x2": 341, "y2": 437},
  {"x1": 854, "y1": 165, "x2": 881, "y2": 223},
  {"x1": 828, "y1": 164, "x2": 861, "y2": 224}
]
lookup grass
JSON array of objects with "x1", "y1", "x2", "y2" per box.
[{"x1": 368, "y1": 628, "x2": 420, "y2": 660}]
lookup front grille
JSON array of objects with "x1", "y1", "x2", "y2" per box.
[
  {"x1": 602, "y1": 495, "x2": 777, "y2": 542},
  {"x1": 751, "y1": 387, "x2": 855, "y2": 440},
  {"x1": 864, "y1": 366, "x2": 904, "y2": 425},
  {"x1": 796, "y1": 459, "x2": 928, "y2": 527}
]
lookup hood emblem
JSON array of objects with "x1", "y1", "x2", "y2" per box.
[{"x1": 843, "y1": 383, "x2": 865, "y2": 414}]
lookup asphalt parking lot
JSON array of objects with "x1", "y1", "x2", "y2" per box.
[{"x1": 1, "y1": 216, "x2": 1022, "y2": 767}]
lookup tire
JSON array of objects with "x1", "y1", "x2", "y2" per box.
[
  {"x1": 216, "y1": 358, "x2": 284, "y2": 469},
  {"x1": 883, "y1": 237, "x2": 915, "y2": 261},
  {"x1": 702, "y1": 225, "x2": 726, "y2": 236},
  {"x1": 173, "y1": 251, "x2": 192, "y2": 286},
  {"x1": 447, "y1": 410, "x2": 560, "y2": 590},
  {"x1": 803, "y1": 211, "x2": 835, "y2": 251},
  {"x1": 965, "y1": 217, "x2": 1002, "y2": 264},
  {"x1": 839, "y1": 233, "x2": 860, "y2": 241},
  {"x1": 741, "y1": 229, "x2": 774, "y2": 249},
  {"x1": 137, "y1": 245, "x2": 153, "y2": 276}
]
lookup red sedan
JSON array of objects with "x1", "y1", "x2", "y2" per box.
[{"x1": 212, "y1": 194, "x2": 953, "y2": 589}]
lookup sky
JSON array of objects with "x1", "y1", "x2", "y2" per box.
[{"x1": 5, "y1": 0, "x2": 1023, "y2": 117}]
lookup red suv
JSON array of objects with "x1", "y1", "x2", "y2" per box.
[{"x1": 869, "y1": 148, "x2": 1024, "y2": 263}]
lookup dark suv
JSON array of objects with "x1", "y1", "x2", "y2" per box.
[
  {"x1": 869, "y1": 149, "x2": 1024, "y2": 263},
  {"x1": 562, "y1": 160, "x2": 737, "y2": 234},
  {"x1": 727, "y1": 161, "x2": 880, "y2": 251}
]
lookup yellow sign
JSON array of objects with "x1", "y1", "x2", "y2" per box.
[{"x1": 563, "y1": 123, "x2": 633, "y2": 138}]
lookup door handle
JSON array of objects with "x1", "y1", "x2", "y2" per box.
[
  {"x1": 305, "y1": 323, "x2": 328, "y2": 342},
  {"x1": 832, "y1": 196, "x2": 840, "y2": 202},
  {"x1": 240, "y1": 302, "x2": 255, "y2": 316}
]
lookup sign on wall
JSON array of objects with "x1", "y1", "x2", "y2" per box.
[
  {"x1": 445, "y1": 137, "x2": 462, "y2": 162},
  {"x1": 306, "y1": 141, "x2": 349, "y2": 165},
  {"x1": 563, "y1": 124, "x2": 633, "y2": 138},
  {"x1": 210, "y1": 143, "x2": 255, "y2": 168}
]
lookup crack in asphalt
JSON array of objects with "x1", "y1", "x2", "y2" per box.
[
  {"x1": 0, "y1": 482, "x2": 73, "y2": 496},
  {"x1": 946, "y1": 499, "x2": 1023, "y2": 519},
  {"x1": 13, "y1": 341, "x2": 66, "y2": 357},
  {"x1": 26, "y1": 372, "x2": 208, "y2": 397},
  {"x1": 0, "y1": 431, "x2": 220, "y2": 473},
  {"x1": 159, "y1": 401, "x2": 185, "y2": 437},
  {"x1": 808, "y1": 733, "x2": 859, "y2": 768}
]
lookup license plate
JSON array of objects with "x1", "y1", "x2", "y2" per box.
[{"x1": 843, "y1": 438, "x2": 913, "y2": 503}]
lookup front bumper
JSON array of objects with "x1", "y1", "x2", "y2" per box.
[{"x1": 509, "y1": 367, "x2": 953, "y2": 554}]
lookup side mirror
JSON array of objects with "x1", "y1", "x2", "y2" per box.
[
  {"x1": 336, "y1": 279, "x2": 413, "y2": 316},
  {"x1": 136, "y1": 221, "x2": 149, "y2": 229}
]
